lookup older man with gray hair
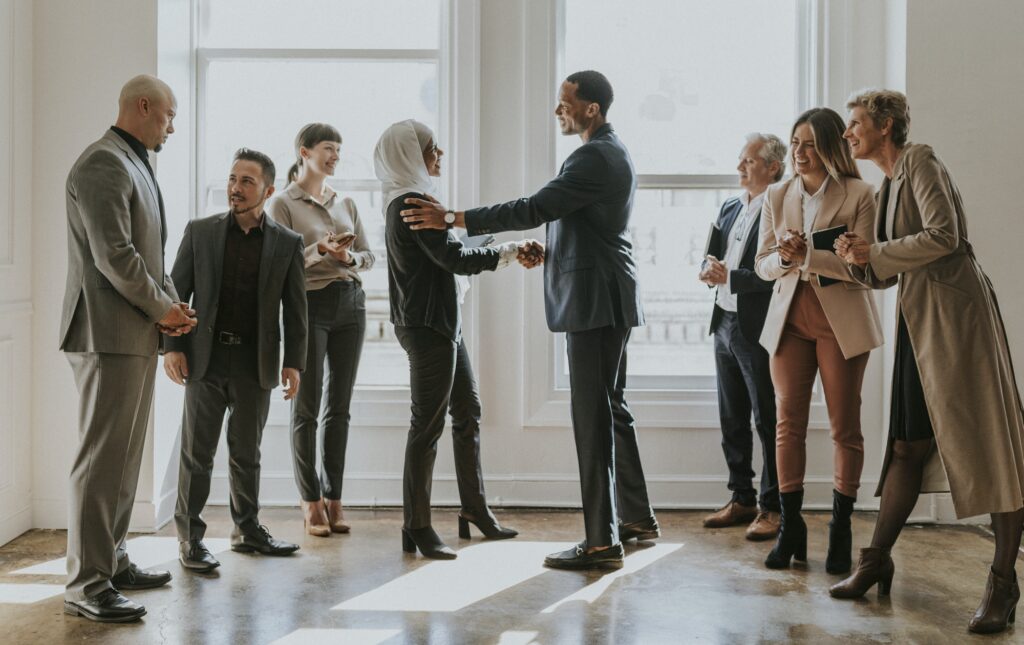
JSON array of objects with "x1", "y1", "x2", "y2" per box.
[
  {"x1": 699, "y1": 133, "x2": 786, "y2": 541},
  {"x1": 60, "y1": 74, "x2": 196, "y2": 623}
]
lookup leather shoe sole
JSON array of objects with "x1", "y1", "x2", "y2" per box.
[
  {"x1": 63, "y1": 601, "x2": 146, "y2": 623},
  {"x1": 230, "y1": 543, "x2": 299, "y2": 556},
  {"x1": 179, "y1": 556, "x2": 220, "y2": 572},
  {"x1": 110, "y1": 570, "x2": 171, "y2": 591}
]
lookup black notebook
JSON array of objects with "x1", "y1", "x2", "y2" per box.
[
  {"x1": 811, "y1": 224, "x2": 848, "y2": 287},
  {"x1": 704, "y1": 223, "x2": 723, "y2": 260}
]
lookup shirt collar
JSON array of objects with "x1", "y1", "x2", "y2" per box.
[
  {"x1": 110, "y1": 126, "x2": 150, "y2": 166},
  {"x1": 798, "y1": 175, "x2": 829, "y2": 200},
  {"x1": 229, "y1": 211, "x2": 265, "y2": 234},
  {"x1": 285, "y1": 181, "x2": 337, "y2": 206},
  {"x1": 740, "y1": 190, "x2": 766, "y2": 212}
]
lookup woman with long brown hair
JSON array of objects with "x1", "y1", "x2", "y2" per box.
[{"x1": 754, "y1": 107, "x2": 883, "y2": 573}]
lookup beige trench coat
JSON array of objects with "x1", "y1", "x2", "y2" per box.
[{"x1": 859, "y1": 143, "x2": 1024, "y2": 518}]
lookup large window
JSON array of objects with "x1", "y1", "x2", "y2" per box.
[
  {"x1": 197, "y1": 0, "x2": 446, "y2": 388},
  {"x1": 558, "y1": 0, "x2": 804, "y2": 389}
]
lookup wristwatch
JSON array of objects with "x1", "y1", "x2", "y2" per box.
[{"x1": 444, "y1": 209, "x2": 456, "y2": 228}]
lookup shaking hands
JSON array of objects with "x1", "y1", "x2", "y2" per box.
[{"x1": 517, "y1": 240, "x2": 544, "y2": 269}]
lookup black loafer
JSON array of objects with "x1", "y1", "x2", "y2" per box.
[
  {"x1": 180, "y1": 539, "x2": 221, "y2": 572},
  {"x1": 544, "y1": 541, "x2": 624, "y2": 570},
  {"x1": 110, "y1": 563, "x2": 172, "y2": 590},
  {"x1": 231, "y1": 525, "x2": 299, "y2": 556},
  {"x1": 64, "y1": 589, "x2": 146, "y2": 623},
  {"x1": 619, "y1": 516, "x2": 661, "y2": 542}
]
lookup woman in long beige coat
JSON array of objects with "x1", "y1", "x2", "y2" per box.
[{"x1": 831, "y1": 89, "x2": 1024, "y2": 635}]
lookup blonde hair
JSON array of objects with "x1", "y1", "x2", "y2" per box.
[
  {"x1": 791, "y1": 107, "x2": 861, "y2": 181},
  {"x1": 846, "y1": 88, "x2": 910, "y2": 147}
]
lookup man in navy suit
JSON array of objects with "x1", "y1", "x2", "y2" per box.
[
  {"x1": 699, "y1": 134, "x2": 786, "y2": 541},
  {"x1": 401, "y1": 70, "x2": 656, "y2": 569}
]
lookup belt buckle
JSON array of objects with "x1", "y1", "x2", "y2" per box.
[{"x1": 217, "y1": 331, "x2": 242, "y2": 345}]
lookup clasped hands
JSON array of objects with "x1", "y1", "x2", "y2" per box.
[
  {"x1": 833, "y1": 232, "x2": 871, "y2": 268},
  {"x1": 157, "y1": 302, "x2": 197, "y2": 336},
  {"x1": 699, "y1": 256, "x2": 728, "y2": 286},
  {"x1": 777, "y1": 229, "x2": 808, "y2": 266}
]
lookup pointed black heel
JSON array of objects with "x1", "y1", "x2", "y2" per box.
[
  {"x1": 458, "y1": 512, "x2": 518, "y2": 540},
  {"x1": 401, "y1": 527, "x2": 457, "y2": 559}
]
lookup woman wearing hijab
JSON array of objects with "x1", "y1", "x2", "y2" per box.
[
  {"x1": 374, "y1": 119, "x2": 538, "y2": 559},
  {"x1": 268, "y1": 123, "x2": 374, "y2": 537},
  {"x1": 831, "y1": 89, "x2": 1024, "y2": 635}
]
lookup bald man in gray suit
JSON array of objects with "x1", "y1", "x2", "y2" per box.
[{"x1": 60, "y1": 75, "x2": 196, "y2": 623}]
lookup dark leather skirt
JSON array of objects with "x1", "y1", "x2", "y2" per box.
[{"x1": 889, "y1": 312, "x2": 935, "y2": 442}]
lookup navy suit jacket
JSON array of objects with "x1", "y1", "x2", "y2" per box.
[
  {"x1": 707, "y1": 197, "x2": 773, "y2": 344},
  {"x1": 167, "y1": 212, "x2": 308, "y2": 389},
  {"x1": 464, "y1": 123, "x2": 644, "y2": 333}
]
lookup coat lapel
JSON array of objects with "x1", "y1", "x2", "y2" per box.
[
  {"x1": 258, "y1": 215, "x2": 279, "y2": 299},
  {"x1": 887, "y1": 163, "x2": 905, "y2": 241},
  {"x1": 106, "y1": 130, "x2": 160, "y2": 210},
  {"x1": 782, "y1": 179, "x2": 802, "y2": 233},
  {"x1": 209, "y1": 214, "x2": 230, "y2": 299},
  {"x1": 742, "y1": 204, "x2": 764, "y2": 258}
]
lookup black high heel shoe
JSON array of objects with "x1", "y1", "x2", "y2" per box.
[
  {"x1": 401, "y1": 526, "x2": 457, "y2": 559},
  {"x1": 458, "y1": 512, "x2": 519, "y2": 540},
  {"x1": 765, "y1": 490, "x2": 807, "y2": 569}
]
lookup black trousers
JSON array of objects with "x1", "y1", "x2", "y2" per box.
[
  {"x1": 291, "y1": 281, "x2": 366, "y2": 502},
  {"x1": 566, "y1": 326, "x2": 654, "y2": 547},
  {"x1": 713, "y1": 310, "x2": 779, "y2": 511},
  {"x1": 175, "y1": 343, "x2": 270, "y2": 541},
  {"x1": 395, "y1": 326, "x2": 491, "y2": 530}
]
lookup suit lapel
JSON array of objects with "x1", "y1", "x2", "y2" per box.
[
  {"x1": 782, "y1": 180, "x2": 802, "y2": 233},
  {"x1": 210, "y1": 214, "x2": 230, "y2": 299},
  {"x1": 741, "y1": 205, "x2": 763, "y2": 258},
  {"x1": 106, "y1": 131, "x2": 161, "y2": 210},
  {"x1": 258, "y1": 216, "x2": 278, "y2": 300},
  {"x1": 813, "y1": 177, "x2": 846, "y2": 231}
]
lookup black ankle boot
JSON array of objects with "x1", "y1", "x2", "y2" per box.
[
  {"x1": 765, "y1": 490, "x2": 807, "y2": 569},
  {"x1": 826, "y1": 489, "x2": 855, "y2": 574}
]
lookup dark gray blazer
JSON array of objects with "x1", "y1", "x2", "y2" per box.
[
  {"x1": 464, "y1": 123, "x2": 644, "y2": 333},
  {"x1": 167, "y1": 212, "x2": 308, "y2": 389}
]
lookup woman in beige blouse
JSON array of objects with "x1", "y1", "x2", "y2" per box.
[
  {"x1": 754, "y1": 107, "x2": 882, "y2": 574},
  {"x1": 267, "y1": 123, "x2": 375, "y2": 537}
]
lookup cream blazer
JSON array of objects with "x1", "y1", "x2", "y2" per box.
[{"x1": 754, "y1": 175, "x2": 883, "y2": 359}]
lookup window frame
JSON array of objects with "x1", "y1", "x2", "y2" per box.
[
  {"x1": 523, "y1": 0, "x2": 827, "y2": 426},
  {"x1": 192, "y1": 0, "x2": 478, "y2": 425}
]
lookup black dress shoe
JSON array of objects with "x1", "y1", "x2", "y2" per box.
[
  {"x1": 402, "y1": 526, "x2": 457, "y2": 559},
  {"x1": 64, "y1": 588, "x2": 146, "y2": 623},
  {"x1": 230, "y1": 525, "x2": 300, "y2": 556},
  {"x1": 110, "y1": 563, "x2": 172, "y2": 590},
  {"x1": 619, "y1": 516, "x2": 661, "y2": 542},
  {"x1": 179, "y1": 539, "x2": 221, "y2": 572},
  {"x1": 544, "y1": 542, "x2": 624, "y2": 570}
]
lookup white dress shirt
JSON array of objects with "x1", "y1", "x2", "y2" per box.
[
  {"x1": 716, "y1": 191, "x2": 765, "y2": 312},
  {"x1": 797, "y1": 175, "x2": 829, "y2": 279}
]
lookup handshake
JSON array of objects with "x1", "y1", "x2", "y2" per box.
[{"x1": 516, "y1": 240, "x2": 545, "y2": 269}]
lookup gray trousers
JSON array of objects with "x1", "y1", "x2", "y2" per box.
[
  {"x1": 65, "y1": 352, "x2": 157, "y2": 602},
  {"x1": 395, "y1": 326, "x2": 491, "y2": 530},
  {"x1": 566, "y1": 327, "x2": 654, "y2": 547},
  {"x1": 175, "y1": 344, "x2": 270, "y2": 541}
]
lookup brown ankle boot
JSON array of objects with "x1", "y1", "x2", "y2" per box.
[
  {"x1": 301, "y1": 499, "x2": 330, "y2": 537},
  {"x1": 829, "y1": 547, "x2": 894, "y2": 599},
  {"x1": 324, "y1": 499, "x2": 351, "y2": 534},
  {"x1": 969, "y1": 568, "x2": 1020, "y2": 634}
]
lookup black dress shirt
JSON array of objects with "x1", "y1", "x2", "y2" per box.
[{"x1": 214, "y1": 214, "x2": 264, "y2": 342}]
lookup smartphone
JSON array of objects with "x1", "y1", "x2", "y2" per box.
[{"x1": 332, "y1": 231, "x2": 357, "y2": 244}]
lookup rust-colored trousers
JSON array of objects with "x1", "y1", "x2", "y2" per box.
[{"x1": 770, "y1": 282, "x2": 869, "y2": 498}]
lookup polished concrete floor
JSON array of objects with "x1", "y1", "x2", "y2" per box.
[{"x1": 0, "y1": 508, "x2": 1019, "y2": 644}]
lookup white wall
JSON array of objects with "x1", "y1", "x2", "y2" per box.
[
  {"x1": 30, "y1": 0, "x2": 160, "y2": 530},
  {"x1": 0, "y1": 0, "x2": 34, "y2": 546},
  {"x1": 10, "y1": 0, "x2": 1024, "y2": 542}
]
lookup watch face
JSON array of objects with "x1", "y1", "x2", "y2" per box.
[{"x1": 444, "y1": 212, "x2": 456, "y2": 224}]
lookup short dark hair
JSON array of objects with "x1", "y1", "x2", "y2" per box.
[
  {"x1": 565, "y1": 70, "x2": 614, "y2": 117},
  {"x1": 233, "y1": 147, "x2": 276, "y2": 187}
]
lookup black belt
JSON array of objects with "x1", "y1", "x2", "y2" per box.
[{"x1": 216, "y1": 331, "x2": 245, "y2": 345}]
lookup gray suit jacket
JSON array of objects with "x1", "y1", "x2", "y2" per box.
[
  {"x1": 166, "y1": 212, "x2": 308, "y2": 389},
  {"x1": 464, "y1": 123, "x2": 644, "y2": 333},
  {"x1": 60, "y1": 130, "x2": 178, "y2": 356}
]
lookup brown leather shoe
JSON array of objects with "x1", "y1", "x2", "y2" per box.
[
  {"x1": 745, "y1": 511, "x2": 781, "y2": 541},
  {"x1": 703, "y1": 501, "x2": 758, "y2": 528}
]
